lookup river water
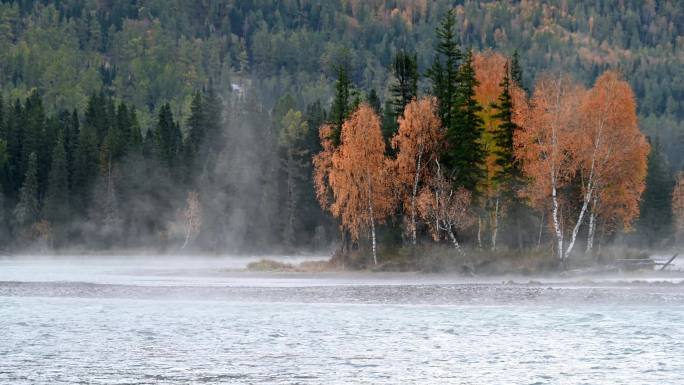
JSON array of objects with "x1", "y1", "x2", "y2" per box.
[{"x1": 1, "y1": 257, "x2": 684, "y2": 384}]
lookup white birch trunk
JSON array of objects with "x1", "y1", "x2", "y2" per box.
[
  {"x1": 368, "y1": 179, "x2": 377, "y2": 265},
  {"x1": 586, "y1": 196, "x2": 598, "y2": 254},
  {"x1": 477, "y1": 216, "x2": 483, "y2": 249},
  {"x1": 551, "y1": 181, "x2": 564, "y2": 260},
  {"x1": 410, "y1": 150, "x2": 423, "y2": 245},
  {"x1": 446, "y1": 224, "x2": 466, "y2": 256},
  {"x1": 491, "y1": 196, "x2": 499, "y2": 251}
]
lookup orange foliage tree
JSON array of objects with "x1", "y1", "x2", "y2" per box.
[
  {"x1": 391, "y1": 97, "x2": 442, "y2": 245},
  {"x1": 515, "y1": 74, "x2": 585, "y2": 261},
  {"x1": 672, "y1": 172, "x2": 684, "y2": 244},
  {"x1": 323, "y1": 104, "x2": 395, "y2": 265},
  {"x1": 417, "y1": 159, "x2": 474, "y2": 255},
  {"x1": 579, "y1": 71, "x2": 649, "y2": 253},
  {"x1": 516, "y1": 71, "x2": 648, "y2": 260}
]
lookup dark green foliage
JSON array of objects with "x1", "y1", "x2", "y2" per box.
[
  {"x1": 154, "y1": 103, "x2": 182, "y2": 171},
  {"x1": 427, "y1": 9, "x2": 461, "y2": 130},
  {"x1": 44, "y1": 133, "x2": 69, "y2": 224},
  {"x1": 14, "y1": 152, "x2": 39, "y2": 228},
  {"x1": 444, "y1": 50, "x2": 484, "y2": 191},
  {"x1": 390, "y1": 51, "x2": 418, "y2": 119},
  {"x1": 491, "y1": 61, "x2": 518, "y2": 187},
  {"x1": 510, "y1": 50, "x2": 524, "y2": 90},
  {"x1": 329, "y1": 65, "x2": 353, "y2": 146},
  {"x1": 636, "y1": 139, "x2": 674, "y2": 246}
]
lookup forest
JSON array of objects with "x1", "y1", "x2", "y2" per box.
[{"x1": 0, "y1": 0, "x2": 683, "y2": 269}]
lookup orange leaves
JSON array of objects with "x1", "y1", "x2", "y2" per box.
[
  {"x1": 579, "y1": 70, "x2": 649, "y2": 230},
  {"x1": 473, "y1": 51, "x2": 508, "y2": 107},
  {"x1": 515, "y1": 74, "x2": 586, "y2": 208},
  {"x1": 325, "y1": 104, "x2": 395, "y2": 242},
  {"x1": 392, "y1": 97, "x2": 442, "y2": 203},
  {"x1": 391, "y1": 97, "x2": 442, "y2": 243}
]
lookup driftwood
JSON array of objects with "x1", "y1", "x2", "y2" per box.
[{"x1": 660, "y1": 253, "x2": 679, "y2": 271}]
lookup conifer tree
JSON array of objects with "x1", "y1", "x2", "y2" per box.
[
  {"x1": 491, "y1": 61, "x2": 519, "y2": 187},
  {"x1": 14, "y1": 152, "x2": 39, "y2": 228},
  {"x1": 446, "y1": 49, "x2": 484, "y2": 191},
  {"x1": 637, "y1": 139, "x2": 674, "y2": 245},
  {"x1": 510, "y1": 49, "x2": 524, "y2": 90},
  {"x1": 427, "y1": 9, "x2": 461, "y2": 129},
  {"x1": 329, "y1": 64, "x2": 353, "y2": 146},
  {"x1": 390, "y1": 51, "x2": 419, "y2": 119},
  {"x1": 44, "y1": 134, "x2": 69, "y2": 224},
  {"x1": 155, "y1": 103, "x2": 182, "y2": 171}
]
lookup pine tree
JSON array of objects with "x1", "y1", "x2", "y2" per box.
[
  {"x1": 427, "y1": 9, "x2": 461, "y2": 130},
  {"x1": 637, "y1": 139, "x2": 674, "y2": 246},
  {"x1": 14, "y1": 152, "x2": 39, "y2": 227},
  {"x1": 390, "y1": 51, "x2": 419, "y2": 119},
  {"x1": 72, "y1": 122, "x2": 99, "y2": 216},
  {"x1": 329, "y1": 64, "x2": 353, "y2": 146},
  {"x1": 155, "y1": 103, "x2": 182, "y2": 171},
  {"x1": 510, "y1": 49, "x2": 524, "y2": 90},
  {"x1": 491, "y1": 61, "x2": 519, "y2": 187},
  {"x1": 446, "y1": 49, "x2": 484, "y2": 191},
  {"x1": 44, "y1": 134, "x2": 69, "y2": 224},
  {"x1": 367, "y1": 89, "x2": 381, "y2": 114}
]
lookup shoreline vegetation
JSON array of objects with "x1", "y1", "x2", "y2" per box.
[{"x1": 0, "y1": 4, "x2": 682, "y2": 271}]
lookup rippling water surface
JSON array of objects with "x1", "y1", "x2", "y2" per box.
[{"x1": 1, "y1": 257, "x2": 684, "y2": 384}]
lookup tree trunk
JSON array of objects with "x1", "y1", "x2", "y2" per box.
[
  {"x1": 564, "y1": 186, "x2": 592, "y2": 260},
  {"x1": 368, "y1": 180, "x2": 377, "y2": 265},
  {"x1": 491, "y1": 196, "x2": 499, "y2": 251},
  {"x1": 410, "y1": 150, "x2": 423, "y2": 246},
  {"x1": 537, "y1": 210, "x2": 545, "y2": 249},
  {"x1": 551, "y1": 181, "x2": 564, "y2": 260},
  {"x1": 477, "y1": 216, "x2": 483, "y2": 249},
  {"x1": 446, "y1": 224, "x2": 466, "y2": 256},
  {"x1": 586, "y1": 197, "x2": 597, "y2": 255}
]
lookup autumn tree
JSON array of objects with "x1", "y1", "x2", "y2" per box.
[
  {"x1": 417, "y1": 159, "x2": 474, "y2": 255},
  {"x1": 578, "y1": 71, "x2": 648, "y2": 254},
  {"x1": 391, "y1": 97, "x2": 442, "y2": 245},
  {"x1": 516, "y1": 74, "x2": 585, "y2": 261},
  {"x1": 325, "y1": 104, "x2": 395, "y2": 265}
]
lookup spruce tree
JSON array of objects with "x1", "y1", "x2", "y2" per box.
[
  {"x1": 491, "y1": 61, "x2": 518, "y2": 187},
  {"x1": 44, "y1": 134, "x2": 69, "y2": 224},
  {"x1": 510, "y1": 49, "x2": 524, "y2": 90},
  {"x1": 390, "y1": 50, "x2": 419, "y2": 119},
  {"x1": 427, "y1": 9, "x2": 461, "y2": 130},
  {"x1": 155, "y1": 103, "x2": 182, "y2": 171},
  {"x1": 14, "y1": 152, "x2": 39, "y2": 227},
  {"x1": 73, "y1": 123, "x2": 99, "y2": 216},
  {"x1": 637, "y1": 139, "x2": 674, "y2": 246},
  {"x1": 329, "y1": 64, "x2": 353, "y2": 146},
  {"x1": 446, "y1": 49, "x2": 484, "y2": 191},
  {"x1": 367, "y1": 89, "x2": 381, "y2": 114}
]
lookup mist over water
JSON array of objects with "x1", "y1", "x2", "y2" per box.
[{"x1": 2, "y1": 257, "x2": 684, "y2": 384}]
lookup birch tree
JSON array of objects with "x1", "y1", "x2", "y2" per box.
[
  {"x1": 417, "y1": 159, "x2": 474, "y2": 255},
  {"x1": 516, "y1": 74, "x2": 585, "y2": 261},
  {"x1": 579, "y1": 71, "x2": 648, "y2": 254},
  {"x1": 326, "y1": 104, "x2": 395, "y2": 265},
  {"x1": 391, "y1": 97, "x2": 442, "y2": 245}
]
